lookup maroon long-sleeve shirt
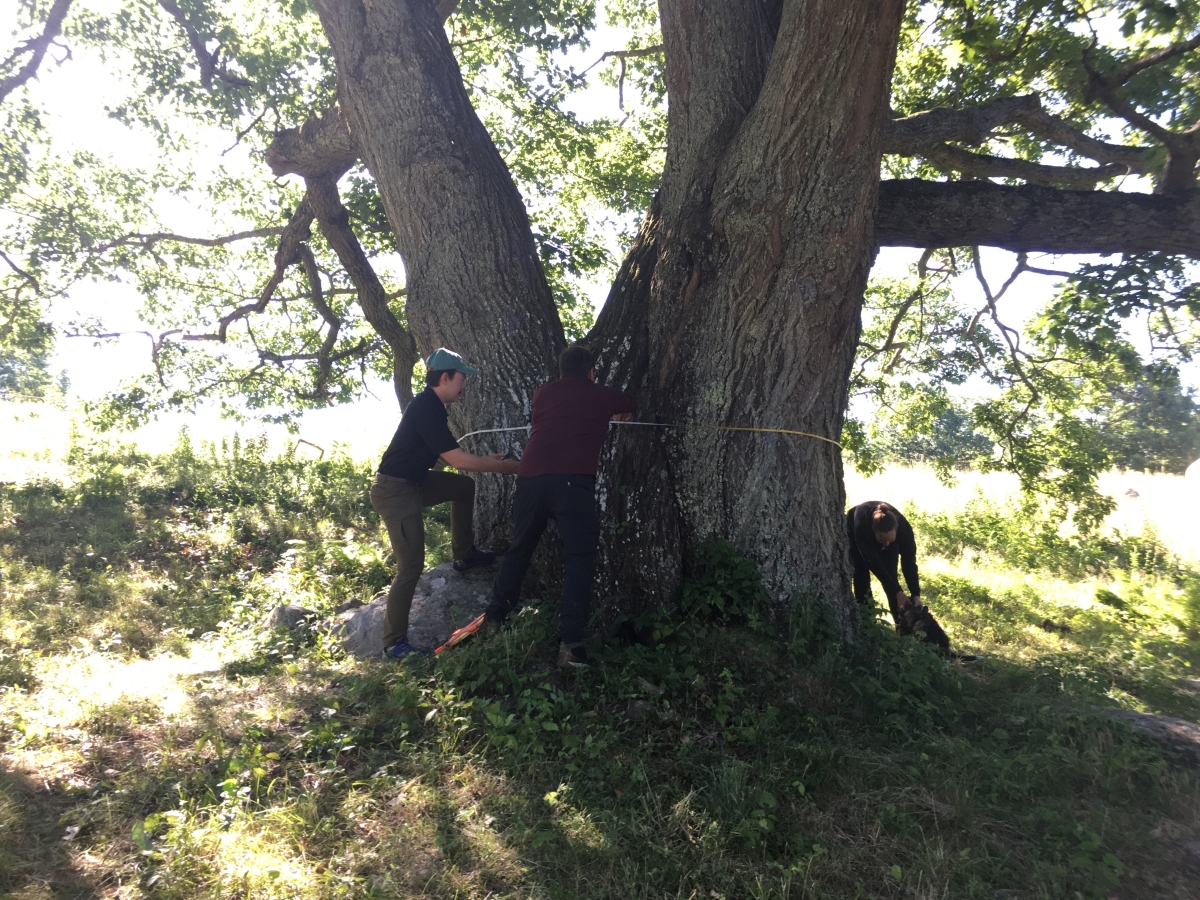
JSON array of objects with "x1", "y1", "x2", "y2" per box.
[{"x1": 517, "y1": 375, "x2": 638, "y2": 477}]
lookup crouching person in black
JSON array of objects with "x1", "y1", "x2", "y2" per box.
[{"x1": 847, "y1": 500, "x2": 950, "y2": 652}]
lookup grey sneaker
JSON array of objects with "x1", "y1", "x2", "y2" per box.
[{"x1": 557, "y1": 641, "x2": 589, "y2": 669}]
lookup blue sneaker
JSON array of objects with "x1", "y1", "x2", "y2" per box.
[
  {"x1": 384, "y1": 637, "x2": 430, "y2": 659},
  {"x1": 452, "y1": 547, "x2": 496, "y2": 574}
]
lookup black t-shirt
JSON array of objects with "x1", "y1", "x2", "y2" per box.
[{"x1": 377, "y1": 387, "x2": 459, "y2": 482}]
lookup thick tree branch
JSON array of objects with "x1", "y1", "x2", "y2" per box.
[
  {"x1": 887, "y1": 96, "x2": 1042, "y2": 151},
  {"x1": 875, "y1": 179, "x2": 1200, "y2": 256},
  {"x1": 305, "y1": 173, "x2": 419, "y2": 405},
  {"x1": 156, "y1": 0, "x2": 251, "y2": 88},
  {"x1": 0, "y1": 0, "x2": 73, "y2": 105},
  {"x1": 886, "y1": 94, "x2": 1155, "y2": 175},
  {"x1": 1110, "y1": 32, "x2": 1200, "y2": 88},
  {"x1": 921, "y1": 143, "x2": 1127, "y2": 188},
  {"x1": 1083, "y1": 41, "x2": 1199, "y2": 194},
  {"x1": 266, "y1": 103, "x2": 359, "y2": 179}
]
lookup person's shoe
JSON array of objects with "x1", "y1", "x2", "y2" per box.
[
  {"x1": 557, "y1": 641, "x2": 589, "y2": 669},
  {"x1": 482, "y1": 615, "x2": 503, "y2": 637},
  {"x1": 384, "y1": 637, "x2": 430, "y2": 659},
  {"x1": 452, "y1": 547, "x2": 496, "y2": 574}
]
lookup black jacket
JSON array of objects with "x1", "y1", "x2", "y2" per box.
[{"x1": 847, "y1": 501, "x2": 920, "y2": 600}]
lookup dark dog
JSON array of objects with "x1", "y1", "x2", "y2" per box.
[{"x1": 896, "y1": 601, "x2": 951, "y2": 653}]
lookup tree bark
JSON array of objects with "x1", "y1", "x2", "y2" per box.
[
  {"x1": 664, "y1": 0, "x2": 904, "y2": 628},
  {"x1": 312, "y1": 0, "x2": 566, "y2": 549},
  {"x1": 876, "y1": 179, "x2": 1200, "y2": 256}
]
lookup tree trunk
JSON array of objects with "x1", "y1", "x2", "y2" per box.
[
  {"x1": 312, "y1": 0, "x2": 565, "y2": 549},
  {"x1": 590, "y1": 0, "x2": 905, "y2": 630},
  {"x1": 315, "y1": 0, "x2": 905, "y2": 633}
]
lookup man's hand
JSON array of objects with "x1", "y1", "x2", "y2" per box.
[
  {"x1": 441, "y1": 448, "x2": 519, "y2": 474},
  {"x1": 896, "y1": 590, "x2": 924, "y2": 610},
  {"x1": 612, "y1": 412, "x2": 632, "y2": 422},
  {"x1": 489, "y1": 453, "x2": 520, "y2": 475}
]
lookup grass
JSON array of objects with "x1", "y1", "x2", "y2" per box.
[{"x1": 1, "y1": 435, "x2": 1198, "y2": 898}]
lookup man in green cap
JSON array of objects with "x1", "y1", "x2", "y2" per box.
[{"x1": 371, "y1": 348, "x2": 519, "y2": 659}]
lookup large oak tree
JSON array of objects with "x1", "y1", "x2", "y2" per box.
[{"x1": 4, "y1": 0, "x2": 1199, "y2": 627}]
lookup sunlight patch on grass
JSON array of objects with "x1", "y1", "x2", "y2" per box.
[{"x1": 5, "y1": 644, "x2": 232, "y2": 734}]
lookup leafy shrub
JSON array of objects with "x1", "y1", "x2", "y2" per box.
[
  {"x1": 912, "y1": 495, "x2": 1180, "y2": 578},
  {"x1": 682, "y1": 539, "x2": 769, "y2": 628},
  {"x1": 0, "y1": 651, "x2": 34, "y2": 690}
]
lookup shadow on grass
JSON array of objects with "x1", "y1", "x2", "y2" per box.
[
  {"x1": 0, "y1": 765, "x2": 104, "y2": 899},
  {"x1": 158, "y1": 599, "x2": 1193, "y2": 899}
]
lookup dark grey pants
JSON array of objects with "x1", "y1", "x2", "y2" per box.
[
  {"x1": 487, "y1": 473, "x2": 599, "y2": 644},
  {"x1": 370, "y1": 471, "x2": 474, "y2": 646}
]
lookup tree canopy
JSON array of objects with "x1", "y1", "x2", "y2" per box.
[{"x1": 2, "y1": 0, "x2": 1198, "y2": 513}]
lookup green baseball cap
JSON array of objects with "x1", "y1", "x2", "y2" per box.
[{"x1": 425, "y1": 347, "x2": 479, "y2": 375}]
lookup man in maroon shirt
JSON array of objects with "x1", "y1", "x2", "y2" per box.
[{"x1": 485, "y1": 344, "x2": 637, "y2": 668}]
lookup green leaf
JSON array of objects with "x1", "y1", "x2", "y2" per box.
[{"x1": 131, "y1": 819, "x2": 151, "y2": 853}]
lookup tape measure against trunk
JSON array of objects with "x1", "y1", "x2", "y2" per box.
[{"x1": 457, "y1": 420, "x2": 842, "y2": 449}]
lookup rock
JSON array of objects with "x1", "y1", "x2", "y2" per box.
[
  {"x1": 333, "y1": 599, "x2": 387, "y2": 658},
  {"x1": 264, "y1": 604, "x2": 317, "y2": 632},
  {"x1": 1183, "y1": 841, "x2": 1200, "y2": 874},
  {"x1": 330, "y1": 561, "x2": 497, "y2": 659},
  {"x1": 1177, "y1": 678, "x2": 1200, "y2": 694},
  {"x1": 626, "y1": 699, "x2": 653, "y2": 721},
  {"x1": 333, "y1": 597, "x2": 364, "y2": 615},
  {"x1": 637, "y1": 677, "x2": 664, "y2": 696},
  {"x1": 1107, "y1": 708, "x2": 1200, "y2": 767}
]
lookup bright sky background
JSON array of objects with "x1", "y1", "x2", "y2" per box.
[{"x1": 4, "y1": 1, "x2": 1197, "y2": 464}]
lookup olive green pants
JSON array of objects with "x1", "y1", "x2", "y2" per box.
[{"x1": 370, "y1": 471, "x2": 475, "y2": 646}]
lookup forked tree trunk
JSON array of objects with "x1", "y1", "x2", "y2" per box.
[
  {"x1": 592, "y1": 0, "x2": 905, "y2": 630},
  {"x1": 315, "y1": 0, "x2": 904, "y2": 632}
]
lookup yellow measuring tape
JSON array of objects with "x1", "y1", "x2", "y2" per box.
[{"x1": 458, "y1": 420, "x2": 842, "y2": 449}]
